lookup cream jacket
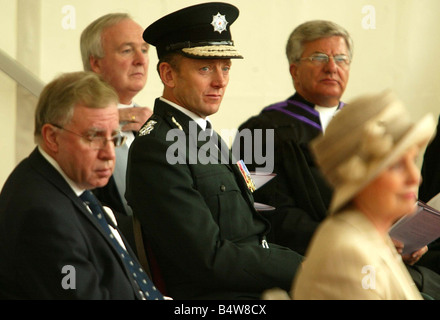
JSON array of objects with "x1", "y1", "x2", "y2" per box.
[{"x1": 292, "y1": 208, "x2": 422, "y2": 300}]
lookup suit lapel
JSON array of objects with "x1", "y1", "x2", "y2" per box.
[{"x1": 30, "y1": 148, "x2": 128, "y2": 251}]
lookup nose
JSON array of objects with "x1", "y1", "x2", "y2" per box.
[
  {"x1": 133, "y1": 48, "x2": 148, "y2": 66},
  {"x1": 212, "y1": 68, "x2": 228, "y2": 88},
  {"x1": 405, "y1": 156, "x2": 421, "y2": 186},
  {"x1": 98, "y1": 139, "x2": 116, "y2": 161},
  {"x1": 324, "y1": 57, "x2": 338, "y2": 73},
  {"x1": 406, "y1": 159, "x2": 421, "y2": 186}
]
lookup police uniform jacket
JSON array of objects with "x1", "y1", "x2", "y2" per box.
[
  {"x1": 126, "y1": 98, "x2": 303, "y2": 300},
  {"x1": 235, "y1": 93, "x2": 338, "y2": 255},
  {"x1": 0, "y1": 148, "x2": 145, "y2": 299}
]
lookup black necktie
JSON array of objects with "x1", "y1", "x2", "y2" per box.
[
  {"x1": 80, "y1": 190, "x2": 164, "y2": 300},
  {"x1": 205, "y1": 122, "x2": 230, "y2": 163}
]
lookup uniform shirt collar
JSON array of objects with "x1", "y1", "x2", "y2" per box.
[{"x1": 159, "y1": 97, "x2": 211, "y2": 130}]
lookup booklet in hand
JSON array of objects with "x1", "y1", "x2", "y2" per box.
[{"x1": 389, "y1": 197, "x2": 440, "y2": 255}]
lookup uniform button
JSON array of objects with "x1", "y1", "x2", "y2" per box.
[{"x1": 220, "y1": 185, "x2": 226, "y2": 192}]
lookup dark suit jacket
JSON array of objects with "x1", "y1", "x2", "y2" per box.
[
  {"x1": 126, "y1": 98, "x2": 303, "y2": 300},
  {"x1": 0, "y1": 148, "x2": 143, "y2": 299}
]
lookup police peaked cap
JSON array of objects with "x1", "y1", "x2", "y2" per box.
[{"x1": 143, "y1": 2, "x2": 243, "y2": 59}]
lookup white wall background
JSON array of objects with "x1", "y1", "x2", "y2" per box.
[{"x1": 1, "y1": 0, "x2": 440, "y2": 187}]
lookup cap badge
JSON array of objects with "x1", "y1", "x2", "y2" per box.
[{"x1": 211, "y1": 12, "x2": 228, "y2": 34}]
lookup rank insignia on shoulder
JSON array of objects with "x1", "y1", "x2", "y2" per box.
[{"x1": 139, "y1": 120, "x2": 157, "y2": 136}]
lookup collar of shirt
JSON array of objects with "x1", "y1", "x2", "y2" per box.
[
  {"x1": 159, "y1": 97, "x2": 211, "y2": 130},
  {"x1": 315, "y1": 105, "x2": 338, "y2": 133},
  {"x1": 118, "y1": 102, "x2": 135, "y2": 108},
  {"x1": 38, "y1": 146, "x2": 84, "y2": 196}
]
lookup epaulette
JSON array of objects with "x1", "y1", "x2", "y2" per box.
[{"x1": 138, "y1": 115, "x2": 161, "y2": 136}]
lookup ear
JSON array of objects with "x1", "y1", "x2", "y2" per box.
[
  {"x1": 41, "y1": 124, "x2": 60, "y2": 153},
  {"x1": 289, "y1": 63, "x2": 298, "y2": 82},
  {"x1": 159, "y1": 62, "x2": 176, "y2": 88},
  {"x1": 89, "y1": 56, "x2": 102, "y2": 74}
]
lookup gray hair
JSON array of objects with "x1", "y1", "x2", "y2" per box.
[
  {"x1": 34, "y1": 72, "x2": 119, "y2": 143},
  {"x1": 80, "y1": 13, "x2": 132, "y2": 71},
  {"x1": 286, "y1": 20, "x2": 353, "y2": 65}
]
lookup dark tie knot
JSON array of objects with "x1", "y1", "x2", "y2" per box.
[
  {"x1": 80, "y1": 190, "x2": 103, "y2": 215},
  {"x1": 80, "y1": 190, "x2": 96, "y2": 205}
]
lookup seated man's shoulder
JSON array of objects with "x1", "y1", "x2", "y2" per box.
[
  {"x1": 239, "y1": 100, "x2": 302, "y2": 131},
  {"x1": 137, "y1": 114, "x2": 166, "y2": 138}
]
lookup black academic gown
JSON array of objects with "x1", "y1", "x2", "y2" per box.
[{"x1": 235, "y1": 93, "x2": 335, "y2": 255}]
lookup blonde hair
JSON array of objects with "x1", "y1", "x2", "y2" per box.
[
  {"x1": 80, "y1": 13, "x2": 132, "y2": 71},
  {"x1": 34, "y1": 71, "x2": 118, "y2": 143}
]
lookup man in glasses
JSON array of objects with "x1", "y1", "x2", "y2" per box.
[
  {"x1": 0, "y1": 72, "x2": 163, "y2": 299},
  {"x1": 236, "y1": 20, "x2": 440, "y2": 299},
  {"x1": 235, "y1": 20, "x2": 352, "y2": 257}
]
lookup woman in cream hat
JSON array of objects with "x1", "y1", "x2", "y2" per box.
[{"x1": 291, "y1": 90, "x2": 435, "y2": 299}]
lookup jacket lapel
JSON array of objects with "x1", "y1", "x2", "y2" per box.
[{"x1": 30, "y1": 148, "x2": 127, "y2": 251}]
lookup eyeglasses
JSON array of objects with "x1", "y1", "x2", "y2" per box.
[
  {"x1": 299, "y1": 53, "x2": 351, "y2": 68},
  {"x1": 52, "y1": 124, "x2": 127, "y2": 150}
]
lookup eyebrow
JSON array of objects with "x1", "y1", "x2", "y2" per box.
[
  {"x1": 85, "y1": 128, "x2": 120, "y2": 137},
  {"x1": 312, "y1": 51, "x2": 348, "y2": 56},
  {"x1": 84, "y1": 128, "x2": 105, "y2": 135},
  {"x1": 120, "y1": 42, "x2": 149, "y2": 48}
]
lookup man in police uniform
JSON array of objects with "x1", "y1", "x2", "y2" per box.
[{"x1": 126, "y1": 2, "x2": 302, "y2": 300}]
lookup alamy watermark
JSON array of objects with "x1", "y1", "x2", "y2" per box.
[
  {"x1": 61, "y1": 265, "x2": 76, "y2": 290},
  {"x1": 361, "y1": 265, "x2": 376, "y2": 290},
  {"x1": 165, "y1": 122, "x2": 274, "y2": 174},
  {"x1": 361, "y1": 5, "x2": 376, "y2": 30}
]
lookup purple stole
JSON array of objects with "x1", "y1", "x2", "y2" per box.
[{"x1": 263, "y1": 97, "x2": 345, "y2": 132}]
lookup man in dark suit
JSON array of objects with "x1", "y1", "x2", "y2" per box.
[
  {"x1": 0, "y1": 71, "x2": 163, "y2": 300},
  {"x1": 125, "y1": 2, "x2": 303, "y2": 300}
]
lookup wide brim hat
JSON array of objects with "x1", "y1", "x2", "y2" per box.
[
  {"x1": 143, "y1": 2, "x2": 243, "y2": 60},
  {"x1": 311, "y1": 90, "x2": 436, "y2": 214}
]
